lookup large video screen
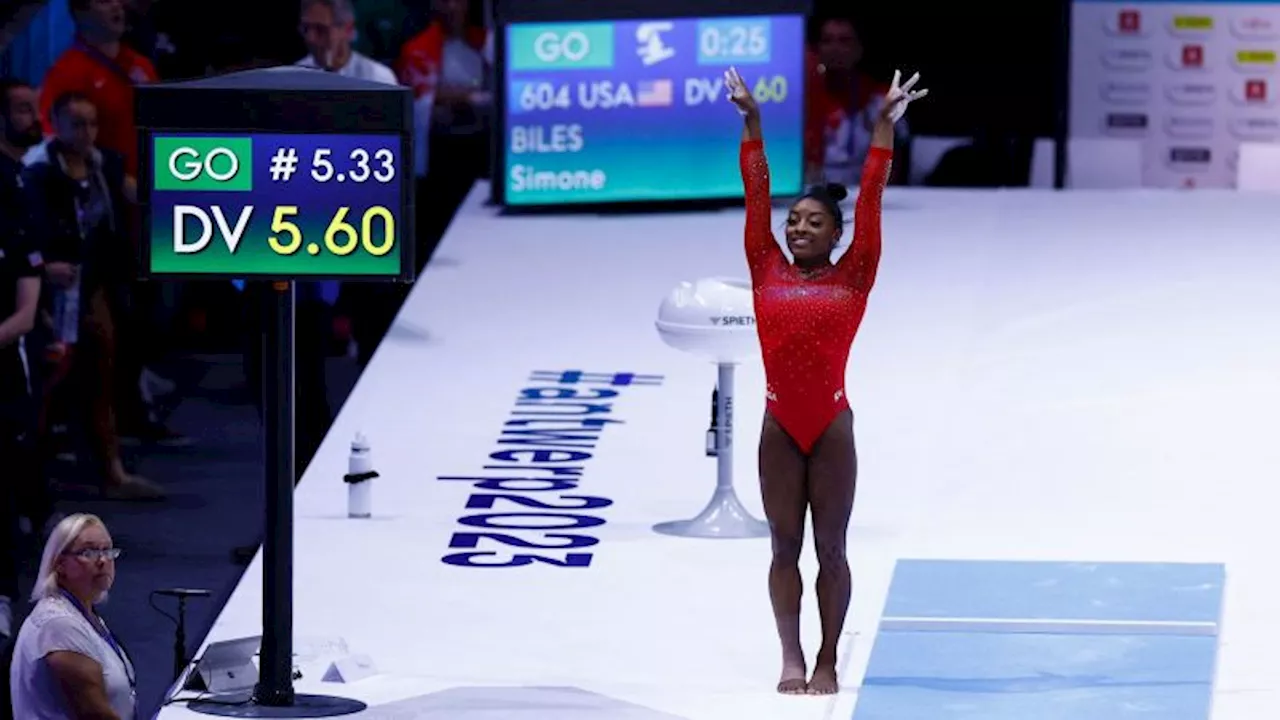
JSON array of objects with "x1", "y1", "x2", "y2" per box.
[{"x1": 500, "y1": 14, "x2": 806, "y2": 206}]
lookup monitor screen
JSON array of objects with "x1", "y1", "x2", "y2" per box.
[
  {"x1": 146, "y1": 132, "x2": 406, "y2": 278},
  {"x1": 500, "y1": 14, "x2": 806, "y2": 207}
]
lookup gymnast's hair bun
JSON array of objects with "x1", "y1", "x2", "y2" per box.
[{"x1": 807, "y1": 182, "x2": 848, "y2": 202}]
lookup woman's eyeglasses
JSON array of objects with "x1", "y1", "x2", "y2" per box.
[{"x1": 65, "y1": 548, "x2": 122, "y2": 561}]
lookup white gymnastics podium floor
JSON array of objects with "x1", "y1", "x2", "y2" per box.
[{"x1": 157, "y1": 184, "x2": 1280, "y2": 720}]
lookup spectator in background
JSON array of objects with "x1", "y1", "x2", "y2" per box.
[
  {"x1": 805, "y1": 16, "x2": 910, "y2": 187},
  {"x1": 397, "y1": 0, "x2": 492, "y2": 229},
  {"x1": 298, "y1": 0, "x2": 401, "y2": 368},
  {"x1": 296, "y1": 0, "x2": 398, "y2": 83},
  {"x1": 39, "y1": 0, "x2": 157, "y2": 179},
  {"x1": 233, "y1": 0, "x2": 391, "y2": 491},
  {"x1": 1, "y1": 79, "x2": 59, "y2": 540},
  {"x1": 9, "y1": 513, "x2": 136, "y2": 720},
  {"x1": 290, "y1": 0, "x2": 397, "y2": 375},
  {"x1": 328, "y1": 0, "x2": 489, "y2": 370},
  {"x1": 39, "y1": 0, "x2": 185, "y2": 449},
  {"x1": 23, "y1": 92, "x2": 164, "y2": 501},
  {"x1": 1, "y1": 79, "x2": 43, "y2": 214},
  {"x1": 0, "y1": 148, "x2": 43, "y2": 640}
]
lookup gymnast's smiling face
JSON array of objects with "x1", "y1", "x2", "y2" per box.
[{"x1": 785, "y1": 197, "x2": 842, "y2": 264}]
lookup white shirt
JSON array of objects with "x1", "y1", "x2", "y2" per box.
[
  {"x1": 294, "y1": 50, "x2": 398, "y2": 86},
  {"x1": 822, "y1": 95, "x2": 909, "y2": 187},
  {"x1": 436, "y1": 38, "x2": 488, "y2": 137},
  {"x1": 10, "y1": 595, "x2": 136, "y2": 720}
]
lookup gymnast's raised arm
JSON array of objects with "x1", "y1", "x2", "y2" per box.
[
  {"x1": 727, "y1": 66, "x2": 783, "y2": 273},
  {"x1": 840, "y1": 70, "x2": 929, "y2": 291}
]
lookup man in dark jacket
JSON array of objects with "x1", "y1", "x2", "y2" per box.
[
  {"x1": 0, "y1": 78, "x2": 56, "y2": 604},
  {"x1": 21, "y1": 91, "x2": 163, "y2": 500}
]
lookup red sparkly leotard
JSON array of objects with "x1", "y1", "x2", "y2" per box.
[{"x1": 741, "y1": 138, "x2": 891, "y2": 454}]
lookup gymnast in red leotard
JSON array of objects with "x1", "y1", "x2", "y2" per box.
[{"x1": 724, "y1": 66, "x2": 927, "y2": 696}]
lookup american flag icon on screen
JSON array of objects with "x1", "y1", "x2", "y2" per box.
[{"x1": 637, "y1": 79, "x2": 673, "y2": 107}]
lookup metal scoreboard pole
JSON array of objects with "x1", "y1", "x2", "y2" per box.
[
  {"x1": 259, "y1": 279, "x2": 297, "y2": 707},
  {"x1": 136, "y1": 67, "x2": 415, "y2": 717}
]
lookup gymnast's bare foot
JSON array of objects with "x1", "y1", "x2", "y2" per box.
[
  {"x1": 807, "y1": 664, "x2": 838, "y2": 695},
  {"x1": 777, "y1": 658, "x2": 808, "y2": 694}
]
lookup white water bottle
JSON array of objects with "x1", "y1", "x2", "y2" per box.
[{"x1": 345, "y1": 432, "x2": 376, "y2": 518}]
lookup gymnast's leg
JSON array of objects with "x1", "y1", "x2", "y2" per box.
[
  {"x1": 757, "y1": 411, "x2": 810, "y2": 694},
  {"x1": 804, "y1": 408, "x2": 857, "y2": 695}
]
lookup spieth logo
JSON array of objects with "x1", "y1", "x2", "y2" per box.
[
  {"x1": 1232, "y1": 17, "x2": 1277, "y2": 40},
  {"x1": 711, "y1": 316, "x2": 755, "y2": 326}
]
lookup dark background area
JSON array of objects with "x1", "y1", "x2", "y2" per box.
[
  {"x1": 831, "y1": 4, "x2": 1064, "y2": 139},
  {"x1": 213, "y1": 0, "x2": 1066, "y2": 140}
]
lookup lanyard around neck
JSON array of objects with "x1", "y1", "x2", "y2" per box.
[{"x1": 58, "y1": 589, "x2": 136, "y2": 691}]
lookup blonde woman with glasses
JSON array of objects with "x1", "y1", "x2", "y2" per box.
[{"x1": 8, "y1": 513, "x2": 136, "y2": 719}]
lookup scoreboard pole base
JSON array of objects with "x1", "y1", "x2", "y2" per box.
[{"x1": 187, "y1": 692, "x2": 368, "y2": 717}]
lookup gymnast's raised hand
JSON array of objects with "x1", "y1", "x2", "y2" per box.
[
  {"x1": 878, "y1": 69, "x2": 928, "y2": 124},
  {"x1": 724, "y1": 65, "x2": 756, "y2": 117}
]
